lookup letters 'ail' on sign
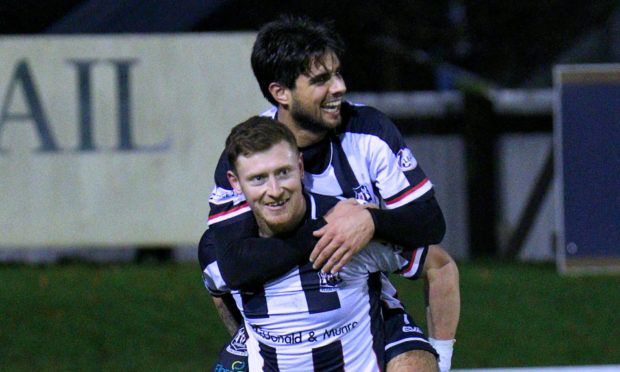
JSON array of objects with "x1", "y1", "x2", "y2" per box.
[{"x1": 0, "y1": 34, "x2": 266, "y2": 247}]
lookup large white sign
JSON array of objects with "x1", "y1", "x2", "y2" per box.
[{"x1": 0, "y1": 34, "x2": 266, "y2": 247}]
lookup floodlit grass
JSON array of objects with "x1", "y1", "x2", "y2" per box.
[
  {"x1": 0, "y1": 260, "x2": 618, "y2": 370},
  {"x1": 393, "y1": 261, "x2": 620, "y2": 368},
  {"x1": 0, "y1": 262, "x2": 226, "y2": 370}
]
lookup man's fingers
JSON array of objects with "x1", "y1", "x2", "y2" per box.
[
  {"x1": 320, "y1": 251, "x2": 337, "y2": 273},
  {"x1": 321, "y1": 246, "x2": 349, "y2": 273},
  {"x1": 310, "y1": 227, "x2": 329, "y2": 262},
  {"x1": 312, "y1": 225, "x2": 326, "y2": 237},
  {"x1": 330, "y1": 251, "x2": 353, "y2": 274},
  {"x1": 312, "y1": 240, "x2": 340, "y2": 269}
]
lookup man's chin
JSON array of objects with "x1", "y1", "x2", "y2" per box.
[
  {"x1": 266, "y1": 220, "x2": 297, "y2": 236},
  {"x1": 321, "y1": 114, "x2": 342, "y2": 129},
  {"x1": 293, "y1": 113, "x2": 339, "y2": 133}
]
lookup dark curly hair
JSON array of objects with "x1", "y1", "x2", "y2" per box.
[{"x1": 251, "y1": 14, "x2": 345, "y2": 106}]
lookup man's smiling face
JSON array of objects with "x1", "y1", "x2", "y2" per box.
[
  {"x1": 227, "y1": 140, "x2": 306, "y2": 237},
  {"x1": 289, "y1": 50, "x2": 347, "y2": 134}
]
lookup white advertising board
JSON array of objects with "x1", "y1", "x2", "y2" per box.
[{"x1": 0, "y1": 33, "x2": 265, "y2": 247}]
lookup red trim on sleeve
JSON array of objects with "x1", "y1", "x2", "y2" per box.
[
  {"x1": 400, "y1": 247, "x2": 421, "y2": 275},
  {"x1": 208, "y1": 202, "x2": 249, "y2": 221},
  {"x1": 385, "y1": 178, "x2": 429, "y2": 206}
]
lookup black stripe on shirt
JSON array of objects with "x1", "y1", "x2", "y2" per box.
[
  {"x1": 312, "y1": 340, "x2": 345, "y2": 372},
  {"x1": 241, "y1": 290, "x2": 268, "y2": 319},
  {"x1": 368, "y1": 272, "x2": 385, "y2": 369},
  {"x1": 299, "y1": 262, "x2": 341, "y2": 314},
  {"x1": 259, "y1": 342, "x2": 280, "y2": 371}
]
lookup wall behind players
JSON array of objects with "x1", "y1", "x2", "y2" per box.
[{"x1": 0, "y1": 33, "x2": 265, "y2": 247}]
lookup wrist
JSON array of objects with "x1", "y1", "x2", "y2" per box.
[
  {"x1": 429, "y1": 338, "x2": 455, "y2": 372},
  {"x1": 365, "y1": 207, "x2": 379, "y2": 236}
]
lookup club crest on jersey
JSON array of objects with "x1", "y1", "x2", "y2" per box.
[
  {"x1": 397, "y1": 148, "x2": 417, "y2": 171},
  {"x1": 225, "y1": 327, "x2": 248, "y2": 356},
  {"x1": 318, "y1": 271, "x2": 342, "y2": 292},
  {"x1": 353, "y1": 185, "x2": 373, "y2": 203}
]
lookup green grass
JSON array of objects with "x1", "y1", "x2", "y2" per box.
[
  {"x1": 0, "y1": 261, "x2": 618, "y2": 371},
  {"x1": 393, "y1": 261, "x2": 620, "y2": 368}
]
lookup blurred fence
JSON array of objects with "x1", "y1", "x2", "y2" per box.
[{"x1": 349, "y1": 89, "x2": 556, "y2": 262}]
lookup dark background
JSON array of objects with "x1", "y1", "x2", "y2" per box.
[{"x1": 2, "y1": 0, "x2": 618, "y2": 90}]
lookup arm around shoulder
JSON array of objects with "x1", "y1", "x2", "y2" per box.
[
  {"x1": 367, "y1": 195, "x2": 446, "y2": 248},
  {"x1": 214, "y1": 218, "x2": 327, "y2": 290}
]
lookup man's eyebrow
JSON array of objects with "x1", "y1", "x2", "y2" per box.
[
  {"x1": 308, "y1": 70, "x2": 333, "y2": 84},
  {"x1": 245, "y1": 170, "x2": 266, "y2": 180}
]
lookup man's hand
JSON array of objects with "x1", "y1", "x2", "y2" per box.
[{"x1": 310, "y1": 199, "x2": 376, "y2": 273}]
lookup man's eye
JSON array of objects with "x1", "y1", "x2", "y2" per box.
[
  {"x1": 312, "y1": 75, "x2": 329, "y2": 84},
  {"x1": 252, "y1": 176, "x2": 264, "y2": 182}
]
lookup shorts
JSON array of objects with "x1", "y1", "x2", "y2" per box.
[
  {"x1": 212, "y1": 326, "x2": 249, "y2": 372},
  {"x1": 383, "y1": 306, "x2": 438, "y2": 363}
]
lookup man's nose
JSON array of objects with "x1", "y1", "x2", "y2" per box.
[
  {"x1": 330, "y1": 74, "x2": 346, "y2": 95},
  {"x1": 265, "y1": 176, "x2": 283, "y2": 196}
]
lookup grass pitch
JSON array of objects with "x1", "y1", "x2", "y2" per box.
[{"x1": 0, "y1": 260, "x2": 618, "y2": 370}]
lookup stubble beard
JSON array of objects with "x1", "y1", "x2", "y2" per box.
[
  {"x1": 257, "y1": 206, "x2": 306, "y2": 238},
  {"x1": 291, "y1": 105, "x2": 340, "y2": 136}
]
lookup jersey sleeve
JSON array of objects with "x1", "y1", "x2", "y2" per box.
[
  {"x1": 215, "y1": 218, "x2": 326, "y2": 290},
  {"x1": 361, "y1": 241, "x2": 429, "y2": 280},
  {"x1": 393, "y1": 245, "x2": 429, "y2": 280},
  {"x1": 366, "y1": 196, "x2": 445, "y2": 248},
  {"x1": 200, "y1": 150, "x2": 256, "y2": 294},
  {"x1": 363, "y1": 109, "x2": 434, "y2": 208},
  {"x1": 207, "y1": 151, "x2": 252, "y2": 227},
  {"x1": 198, "y1": 228, "x2": 230, "y2": 297},
  {"x1": 348, "y1": 106, "x2": 445, "y2": 247}
]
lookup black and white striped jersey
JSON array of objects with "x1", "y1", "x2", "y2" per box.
[
  {"x1": 207, "y1": 101, "x2": 433, "y2": 227},
  {"x1": 203, "y1": 101, "x2": 435, "y2": 304},
  {"x1": 203, "y1": 192, "x2": 428, "y2": 371}
]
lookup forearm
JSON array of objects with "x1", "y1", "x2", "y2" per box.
[
  {"x1": 212, "y1": 295, "x2": 243, "y2": 336},
  {"x1": 216, "y1": 218, "x2": 326, "y2": 289},
  {"x1": 425, "y1": 260, "x2": 460, "y2": 339},
  {"x1": 368, "y1": 196, "x2": 446, "y2": 248}
]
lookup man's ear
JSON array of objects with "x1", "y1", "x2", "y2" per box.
[
  {"x1": 298, "y1": 152, "x2": 304, "y2": 176},
  {"x1": 268, "y1": 82, "x2": 290, "y2": 106},
  {"x1": 227, "y1": 170, "x2": 243, "y2": 194}
]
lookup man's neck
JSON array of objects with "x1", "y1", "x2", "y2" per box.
[{"x1": 276, "y1": 108, "x2": 327, "y2": 148}]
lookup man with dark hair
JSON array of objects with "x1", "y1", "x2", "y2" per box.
[
  {"x1": 204, "y1": 116, "x2": 438, "y2": 371},
  {"x1": 250, "y1": 16, "x2": 345, "y2": 109},
  {"x1": 201, "y1": 15, "x2": 459, "y2": 372}
]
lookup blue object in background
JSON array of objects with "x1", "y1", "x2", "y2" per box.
[{"x1": 555, "y1": 65, "x2": 620, "y2": 270}]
